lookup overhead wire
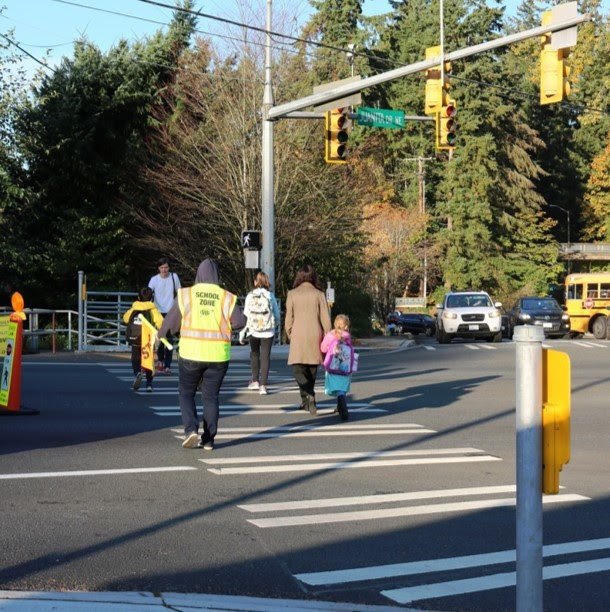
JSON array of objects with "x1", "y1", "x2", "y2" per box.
[{"x1": 0, "y1": 31, "x2": 56, "y2": 72}]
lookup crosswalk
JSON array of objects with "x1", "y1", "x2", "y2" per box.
[
  {"x1": 100, "y1": 358, "x2": 600, "y2": 608},
  {"x1": 421, "y1": 339, "x2": 610, "y2": 350}
]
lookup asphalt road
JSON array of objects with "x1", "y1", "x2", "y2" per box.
[{"x1": 0, "y1": 336, "x2": 608, "y2": 611}]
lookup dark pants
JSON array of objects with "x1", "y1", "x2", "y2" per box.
[
  {"x1": 250, "y1": 336, "x2": 273, "y2": 385},
  {"x1": 292, "y1": 364, "x2": 318, "y2": 405},
  {"x1": 130, "y1": 345, "x2": 153, "y2": 383},
  {"x1": 179, "y1": 357, "x2": 229, "y2": 442},
  {"x1": 157, "y1": 316, "x2": 174, "y2": 369}
]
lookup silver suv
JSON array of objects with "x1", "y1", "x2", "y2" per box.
[{"x1": 436, "y1": 291, "x2": 503, "y2": 344}]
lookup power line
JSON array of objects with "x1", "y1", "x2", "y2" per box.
[{"x1": 0, "y1": 31, "x2": 55, "y2": 72}]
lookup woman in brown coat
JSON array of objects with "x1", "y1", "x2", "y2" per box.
[{"x1": 285, "y1": 264, "x2": 332, "y2": 414}]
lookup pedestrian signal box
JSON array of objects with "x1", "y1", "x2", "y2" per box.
[
  {"x1": 241, "y1": 230, "x2": 262, "y2": 250},
  {"x1": 542, "y1": 348, "x2": 571, "y2": 494}
]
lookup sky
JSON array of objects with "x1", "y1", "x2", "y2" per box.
[{"x1": 1, "y1": 0, "x2": 607, "y2": 78}]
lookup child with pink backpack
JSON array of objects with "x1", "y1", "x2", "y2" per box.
[{"x1": 320, "y1": 314, "x2": 357, "y2": 421}]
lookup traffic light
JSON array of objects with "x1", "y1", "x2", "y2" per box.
[
  {"x1": 542, "y1": 348, "x2": 571, "y2": 495},
  {"x1": 436, "y1": 99, "x2": 457, "y2": 150},
  {"x1": 325, "y1": 108, "x2": 351, "y2": 164},
  {"x1": 424, "y1": 46, "x2": 451, "y2": 115},
  {"x1": 540, "y1": 11, "x2": 571, "y2": 105}
]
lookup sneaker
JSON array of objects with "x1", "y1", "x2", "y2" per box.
[
  {"x1": 132, "y1": 372, "x2": 142, "y2": 391},
  {"x1": 248, "y1": 381, "x2": 260, "y2": 390},
  {"x1": 259, "y1": 385, "x2": 268, "y2": 395},
  {"x1": 164, "y1": 367, "x2": 172, "y2": 376},
  {"x1": 337, "y1": 395, "x2": 349, "y2": 421},
  {"x1": 203, "y1": 440, "x2": 214, "y2": 451},
  {"x1": 146, "y1": 384, "x2": 153, "y2": 393},
  {"x1": 155, "y1": 361, "x2": 164, "y2": 373},
  {"x1": 182, "y1": 432, "x2": 199, "y2": 449}
]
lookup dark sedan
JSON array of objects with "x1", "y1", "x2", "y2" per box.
[
  {"x1": 507, "y1": 297, "x2": 570, "y2": 339},
  {"x1": 387, "y1": 312, "x2": 436, "y2": 336}
]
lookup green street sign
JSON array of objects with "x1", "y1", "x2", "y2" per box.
[{"x1": 357, "y1": 107, "x2": 405, "y2": 129}]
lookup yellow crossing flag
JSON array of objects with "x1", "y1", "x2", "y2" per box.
[{"x1": 140, "y1": 317, "x2": 155, "y2": 372}]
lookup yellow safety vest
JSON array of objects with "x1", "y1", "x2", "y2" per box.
[{"x1": 178, "y1": 284, "x2": 237, "y2": 362}]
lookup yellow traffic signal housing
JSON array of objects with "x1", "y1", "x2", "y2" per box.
[
  {"x1": 325, "y1": 108, "x2": 350, "y2": 164},
  {"x1": 542, "y1": 348, "x2": 571, "y2": 495},
  {"x1": 540, "y1": 11, "x2": 571, "y2": 105},
  {"x1": 436, "y1": 100, "x2": 457, "y2": 150},
  {"x1": 425, "y1": 46, "x2": 451, "y2": 115}
]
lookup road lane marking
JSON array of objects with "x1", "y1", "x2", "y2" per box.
[
  {"x1": 479, "y1": 344, "x2": 497, "y2": 350},
  {"x1": 583, "y1": 341, "x2": 607, "y2": 348},
  {"x1": 206, "y1": 455, "x2": 501, "y2": 475},
  {"x1": 381, "y1": 556, "x2": 610, "y2": 605},
  {"x1": 247, "y1": 494, "x2": 587, "y2": 528},
  {"x1": 0, "y1": 467, "x2": 197, "y2": 480},
  {"x1": 173, "y1": 424, "x2": 429, "y2": 432},
  {"x1": 422, "y1": 345, "x2": 436, "y2": 351},
  {"x1": 154, "y1": 407, "x2": 388, "y2": 416},
  {"x1": 295, "y1": 536, "x2": 610, "y2": 586},
  {"x1": 137, "y1": 387, "x2": 326, "y2": 395},
  {"x1": 240, "y1": 485, "x2": 518, "y2": 513},
  {"x1": 573, "y1": 341, "x2": 594, "y2": 347},
  {"x1": 200, "y1": 447, "x2": 489, "y2": 465},
  {"x1": 175, "y1": 429, "x2": 434, "y2": 441},
  {"x1": 464, "y1": 344, "x2": 481, "y2": 350}
]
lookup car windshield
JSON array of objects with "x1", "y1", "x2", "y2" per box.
[
  {"x1": 446, "y1": 294, "x2": 493, "y2": 308},
  {"x1": 522, "y1": 298, "x2": 559, "y2": 310}
]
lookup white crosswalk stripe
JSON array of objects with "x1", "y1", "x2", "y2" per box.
[
  {"x1": 200, "y1": 447, "x2": 501, "y2": 475},
  {"x1": 171, "y1": 422, "x2": 434, "y2": 441}
]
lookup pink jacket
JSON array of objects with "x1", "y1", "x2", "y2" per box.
[{"x1": 320, "y1": 330, "x2": 352, "y2": 353}]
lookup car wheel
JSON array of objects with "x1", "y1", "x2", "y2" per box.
[
  {"x1": 592, "y1": 316, "x2": 607, "y2": 340},
  {"x1": 437, "y1": 327, "x2": 451, "y2": 344},
  {"x1": 491, "y1": 331, "x2": 502, "y2": 343}
]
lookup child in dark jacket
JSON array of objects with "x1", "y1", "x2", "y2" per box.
[{"x1": 123, "y1": 287, "x2": 164, "y2": 392}]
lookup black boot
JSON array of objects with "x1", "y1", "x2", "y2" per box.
[
  {"x1": 307, "y1": 394, "x2": 317, "y2": 415},
  {"x1": 337, "y1": 394, "x2": 348, "y2": 421}
]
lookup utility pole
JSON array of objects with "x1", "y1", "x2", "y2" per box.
[
  {"x1": 404, "y1": 156, "x2": 434, "y2": 300},
  {"x1": 261, "y1": 0, "x2": 275, "y2": 289}
]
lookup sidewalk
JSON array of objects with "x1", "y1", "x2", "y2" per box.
[{"x1": 0, "y1": 590, "x2": 414, "y2": 611}]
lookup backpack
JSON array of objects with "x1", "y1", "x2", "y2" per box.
[
  {"x1": 126, "y1": 310, "x2": 153, "y2": 346},
  {"x1": 248, "y1": 289, "x2": 275, "y2": 333},
  {"x1": 323, "y1": 335, "x2": 355, "y2": 376}
]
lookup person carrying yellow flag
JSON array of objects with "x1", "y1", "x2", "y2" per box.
[{"x1": 123, "y1": 287, "x2": 164, "y2": 392}]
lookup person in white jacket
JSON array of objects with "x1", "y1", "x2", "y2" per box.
[{"x1": 242, "y1": 271, "x2": 281, "y2": 395}]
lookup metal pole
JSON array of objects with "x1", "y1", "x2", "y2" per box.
[
  {"x1": 514, "y1": 325, "x2": 544, "y2": 612},
  {"x1": 261, "y1": 0, "x2": 275, "y2": 290},
  {"x1": 440, "y1": 0, "x2": 445, "y2": 87},
  {"x1": 268, "y1": 14, "x2": 590, "y2": 119},
  {"x1": 77, "y1": 270, "x2": 84, "y2": 352}
]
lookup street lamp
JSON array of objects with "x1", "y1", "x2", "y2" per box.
[{"x1": 549, "y1": 204, "x2": 571, "y2": 273}]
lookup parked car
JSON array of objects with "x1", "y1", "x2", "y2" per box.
[
  {"x1": 436, "y1": 291, "x2": 503, "y2": 344},
  {"x1": 386, "y1": 312, "x2": 436, "y2": 336},
  {"x1": 506, "y1": 296, "x2": 570, "y2": 339}
]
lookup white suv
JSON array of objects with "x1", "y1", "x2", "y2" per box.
[{"x1": 436, "y1": 291, "x2": 503, "y2": 344}]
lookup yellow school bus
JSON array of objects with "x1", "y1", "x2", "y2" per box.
[{"x1": 565, "y1": 272, "x2": 610, "y2": 338}]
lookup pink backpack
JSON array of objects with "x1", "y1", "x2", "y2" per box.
[{"x1": 323, "y1": 335, "x2": 355, "y2": 375}]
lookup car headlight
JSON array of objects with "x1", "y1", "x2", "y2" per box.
[
  {"x1": 488, "y1": 309, "x2": 501, "y2": 318},
  {"x1": 519, "y1": 313, "x2": 531, "y2": 321},
  {"x1": 562, "y1": 314, "x2": 569, "y2": 321},
  {"x1": 442, "y1": 311, "x2": 458, "y2": 320}
]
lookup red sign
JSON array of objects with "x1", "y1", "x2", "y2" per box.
[{"x1": 584, "y1": 297, "x2": 594, "y2": 309}]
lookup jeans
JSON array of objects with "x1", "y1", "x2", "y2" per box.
[
  {"x1": 291, "y1": 364, "x2": 318, "y2": 405},
  {"x1": 157, "y1": 315, "x2": 174, "y2": 369},
  {"x1": 178, "y1": 357, "x2": 229, "y2": 442},
  {"x1": 249, "y1": 336, "x2": 273, "y2": 385},
  {"x1": 131, "y1": 345, "x2": 153, "y2": 383}
]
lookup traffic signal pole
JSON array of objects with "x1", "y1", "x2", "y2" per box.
[
  {"x1": 267, "y1": 14, "x2": 589, "y2": 120},
  {"x1": 261, "y1": 0, "x2": 275, "y2": 290}
]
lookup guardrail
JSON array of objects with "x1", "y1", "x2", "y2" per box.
[{"x1": 0, "y1": 308, "x2": 78, "y2": 353}]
